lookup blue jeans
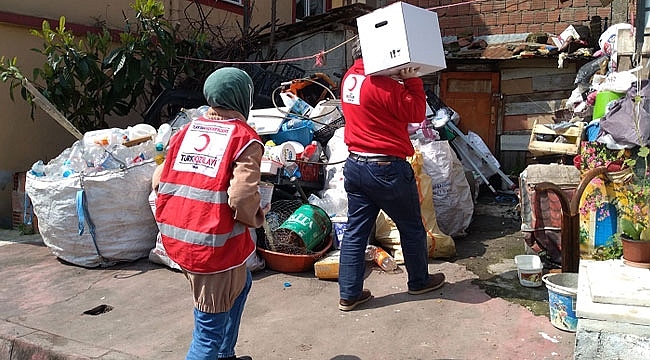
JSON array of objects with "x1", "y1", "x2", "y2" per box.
[
  {"x1": 339, "y1": 157, "x2": 430, "y2": 300},
  {"x1": 186, "y1": 269, "x2": 252, "y2": 360}
]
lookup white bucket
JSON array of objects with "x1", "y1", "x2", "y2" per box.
[
  {"x1": 542, "y1": 273, "x2": 579, "y2": 332},
  {"x1": 514, "y1": 255, "x2": 543, "y2": 287},
  {"x1": 266, "y1": 142, "x2": 297, "y2": 166}
]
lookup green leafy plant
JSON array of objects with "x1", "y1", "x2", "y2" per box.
[
  {"x1": 1, "y1": 0, "x2": 277, "y2": 133},
  {"x1": 17, "y1": 223, "x2": 36, "y2": 236},
  {"x1": 616, "y1": 146, "x2": 650, "y2": 241},
  {"x1": 591, "y1": 235, "x2": 623, "y2": 260},
  {"x1": 0, "y1": 0, "x2": 211, "y2": 133}
]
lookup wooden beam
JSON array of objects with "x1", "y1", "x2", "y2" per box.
[
  {"x1": 22, "y1": 79, "x2": 83, "y2": 140},
  {"x1": 505, "y1": 100, "x2": 565, "y2": 115}
]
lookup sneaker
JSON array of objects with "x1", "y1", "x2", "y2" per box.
[
  {"x1": 408, "y1": 273, "x2": 446, "y2": 295},
  {"x1": 338, "y1": 289, "x2": 373, "y2": 311},
  {"x1": 221, "y1": 356, "x2": 252, "y2": 360}
]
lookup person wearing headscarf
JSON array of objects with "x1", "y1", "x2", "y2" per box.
[{"x1": 156, "y1": 67, "x2": 268, "y2": 360}]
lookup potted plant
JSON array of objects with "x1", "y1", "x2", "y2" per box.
[{"x1": 616, "y1": 146, "x2": 650, "y2": 267}]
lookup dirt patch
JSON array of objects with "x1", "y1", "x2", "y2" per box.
[{"x1": 449, "y1": 198, "x2": 551, "y2": 316}]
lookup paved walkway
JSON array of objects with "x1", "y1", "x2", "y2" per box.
[{"x1": 0, "y1": 228, "x2": 575, "y2": 360}]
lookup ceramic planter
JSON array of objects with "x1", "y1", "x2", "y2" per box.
[{"x1": 621, "y1": 235, "x2": 650, "y2": 268}]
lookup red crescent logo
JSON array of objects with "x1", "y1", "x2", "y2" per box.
[
  {"x1": 347, "y1": 76, "x2": 358, "y2": 91},
  {"x1": 194, "y1": 134, "x2": 210, "y2": 152}
]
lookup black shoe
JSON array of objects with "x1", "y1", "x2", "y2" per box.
[
  {"x1": 408, "y1": 273, "x2": 445, "y2": 295},
  {"x1": 221, "y1": 356, "x2": 252, "y2": 360},
  {"x1": 339, "y1": 289, "x2": 373, "y2": 311}
]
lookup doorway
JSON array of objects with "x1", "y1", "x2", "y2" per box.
[{"x1": 440, "y1": 72, "x2": 500, "y2": 153}]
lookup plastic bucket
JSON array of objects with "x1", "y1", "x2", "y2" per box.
[
  {"x1": 592, "y1": 91, "x2": 624, "y2": 120},
  {"x1": 542, "y1": 273, "x2": 579, "y2": 332},
  {"x1": 271, "y1": 122, "x2": 313, "y2": 146},
  {"x1": 514, "y1": 255, "x2": 543, "y2": 287},
  {"x1": 279, "y1": 204, "x2": 332, "y2": 251},
  {"x1": 266, "y1": 142, "x2": 297, "y2": 166}
]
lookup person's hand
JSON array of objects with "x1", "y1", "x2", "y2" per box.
[
  {"x1": 398, "y1": 67, "x2": 421, "y2": 80},
  {"x1": 261, "y1": 203, "x2": 271, "y2": 215}
]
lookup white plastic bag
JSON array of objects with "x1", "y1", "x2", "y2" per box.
[
  {"x1": 458, "y1": 131, "x2": 500, "y2": 182},
  {"x1": 419, "y1": 141, "x2": 473, "y2": 237},
  {"x1": 26, "y1": 161, "x2": 159, "y2": 267}
]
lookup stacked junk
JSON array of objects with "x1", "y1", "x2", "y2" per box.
[{"x1": 22, "y1": 3, "x2": 511, "y2": 281}]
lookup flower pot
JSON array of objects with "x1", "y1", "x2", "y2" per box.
[{"x1": 621, "y1": 236, "x2": 650, "y2": 268}]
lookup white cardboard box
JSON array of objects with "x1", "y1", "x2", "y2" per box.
[{"x1": 356, "y1": 1, "x2": 446, "y2": 76}]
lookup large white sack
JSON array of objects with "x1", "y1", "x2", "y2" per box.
[
  {"x1": 419, "y1": 140, "x2": 473, "y2": 237},
  {"x1": 26, "y1": 161, "x2": 158, "y2": 267}
]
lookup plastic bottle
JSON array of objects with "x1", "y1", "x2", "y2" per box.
[
  {"x1": 30, "y1": 160, "x2": 45, "y2": 177},
  {"x1": 153, "y1": 124, "x2": 172, "y2": 165},
  {"x1": 155, "y1": 123, "x2": 172, "y2": 148},
  {"x1": 61, "y1": 160, "x2": 74, "y2": 178},
  {"x1": 67, "y1": 141, "x2": 87, "y2": 173},
  {"x1": 154, "y1": 143, "x2": 166, "y2": 165},
  {"x1": 365, "y1": 245, "x2": 377, "y2": 262},
  {"x1": 373, "y1": 246, "x2": 398, "y2": 271}
]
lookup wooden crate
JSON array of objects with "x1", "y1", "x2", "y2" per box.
[{"x1": 528, "y1": 121, "x2": 584, "y2": 157}]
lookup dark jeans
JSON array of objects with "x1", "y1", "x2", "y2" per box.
[{"x1": 339, "y1": 157, "x2": 430, "y2": 300}]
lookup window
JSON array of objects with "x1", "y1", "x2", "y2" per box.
[
  {"x1": 296, "y1": 0, "x2": 325, "y2": 20},
  {"x1": 222, "y1": 0, "x2": 243, "y2": 5}
]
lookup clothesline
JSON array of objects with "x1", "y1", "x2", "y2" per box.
[
  {"x1": 180, "y1": 0, "x2": 486, "y2": 68},
  {"x1": 178, "y1": 36, "x2": 357, "y2": 67}
]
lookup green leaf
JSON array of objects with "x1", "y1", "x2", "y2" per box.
[
  {"x1": 639, "y1": 146, "x2": 650, "y2": 158},
  {"x1": 641, "y1": 227, "x2": 650, "y2": 241},
  {"x1": 621, "y1": 218, "x2": 642, "y2": 240}
]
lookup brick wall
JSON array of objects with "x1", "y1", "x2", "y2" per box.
[{"x1": 401, "y1": 0, "x2": 613, "y2": 38}]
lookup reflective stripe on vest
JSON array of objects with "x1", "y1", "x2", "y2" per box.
[
  {"x1": 157, "y1": 220, "x2": 248, "y2": 248},
  {"x1": 157, "y1": 182, "x2": 228, "y2": 204}
]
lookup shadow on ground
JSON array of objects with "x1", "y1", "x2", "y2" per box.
[{"x1": 450, "y1": 190, "x2": 551, "y2": 316}]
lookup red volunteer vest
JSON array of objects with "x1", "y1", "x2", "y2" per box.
[{"x1": 156, "y1": 117, "x2": 262, "y2": 273}]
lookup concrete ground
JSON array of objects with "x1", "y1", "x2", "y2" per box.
[{"x1": 0, "y1": 199, "x2": 576, "y2": 360}]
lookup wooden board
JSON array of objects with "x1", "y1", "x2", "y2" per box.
[
  {"x1": 501, "y1": 64, "x2": 576, "y2": 80},
  {"x1": 506, "y1": 100, "x2": 565, "y2": 116},
  {"x1": 500, "y1": 134, "x2": 530, "y2": 151},
  {"x1": 532, "y1": 73, "x2": 576, "y2": 92},
  {"x1": 501, "y1": 78, "x2": 533, "y2": 95}
]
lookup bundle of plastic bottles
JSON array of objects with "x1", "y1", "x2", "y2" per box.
[{"x1": 30, "y1": 123, "x2": 172, "y2": 178}]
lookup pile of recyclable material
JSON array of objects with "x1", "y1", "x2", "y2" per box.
[
  {"x1": 33, "y1": 124, "x2": 172, "y2": 180},
  {"x1": 25, "y1": 123, "x2": 175, "y2": 268}
]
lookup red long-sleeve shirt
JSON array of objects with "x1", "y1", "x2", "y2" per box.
[{"x1": 340, "y1": 59, "x2": 426, "y2": 159}]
